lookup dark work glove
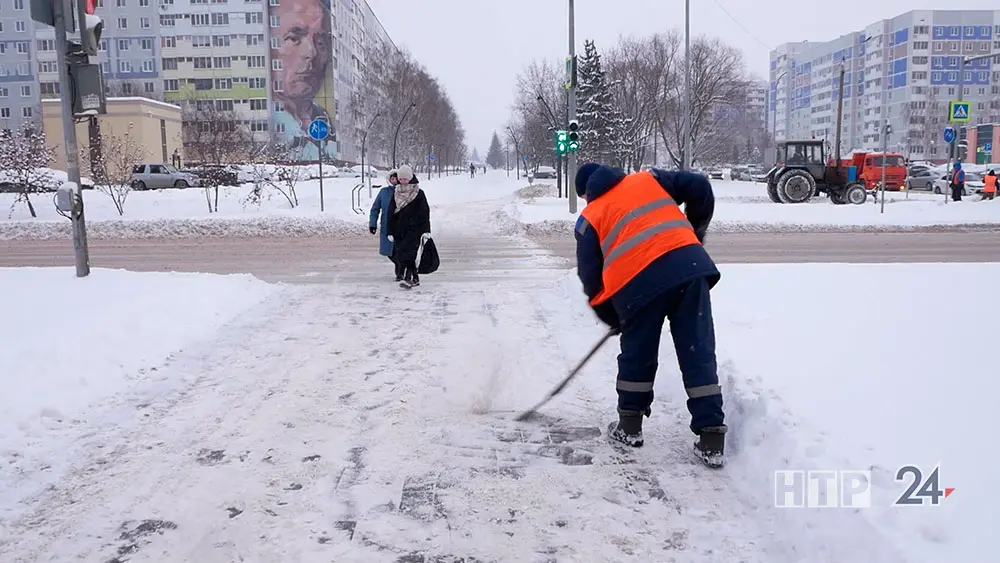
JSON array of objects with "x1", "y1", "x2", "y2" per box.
[
  {"x1": 592, "y1": 302, "x2": 621, "y2": 331},
  {"x1": 369, "y1": 226, "x2": 377, "y2": 235},
  {"x1": 691, "y1": 221, "x2": 708, "y2": 244}
]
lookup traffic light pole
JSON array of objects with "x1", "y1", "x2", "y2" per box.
[
  {"x1": 567, "y1": 0, "x2": 578, "y2": 214},
  {"x1": 54, "y1": 0, "x2": 90, "y2": 277}
]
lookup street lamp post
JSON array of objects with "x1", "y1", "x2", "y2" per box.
[
  {"x1": 361, "y1": 111, "x2": 380, "y2": 197},
  {"x1": 391, "y1": 102, "x2": 416, "y2": 168},
  {"x1": 682, "y1": 0, "x2": 692, "y2": 171},
  {"x1": 567, "y1": 0, "x2": 578, "y2": 212},
  {"x1": 771, "y1": 70, "x2": 788, "y2": 146}
]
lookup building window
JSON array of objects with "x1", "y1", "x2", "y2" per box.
[
  {"x1": 246, "y1": 12, "x2": 263, "y2": 24},
  {"x1": 40, "y1": 82, "x2": 60, "y2": 95},
  {"x1": 192, "y1": 35, "x2": 211, "y2": 48},
  {"x1": 15, "y1": 20, "x2": 26, "y2": 32},
  {"x1": 160, "y1": 16, "x2": 175, "y2": 26},
  {"x1": 213, "y1": 56, "x2": 231, "y2": 68},
  {"x1": 162, "y1": 58, "x2": 178, "y2": 70},
  {"x1": 139, "y1": 0, "x2": 149, "y2": 6},
  {"x1": 22, "y1": 107, "x2": 32, "y2": 118},
  {"x1": 16, "y1": 42, "x2": 29, "y2": 54},
  {"x1": 119, "y1": 60, "x2": 133, "y2": 73},
  {"x1": 272, "y1": 80, "x2": 283, "y2": 92},
  {"x1": 246, "y1": 34, "x2": 263, "y2": 46},
  {"x1": 118, "y1": 17, "x2": 128, "y2": 29},
  {"x1": 37, "y1": 39, "x2": 55, "y2": 51},
  {"x1": 191, "y1": 13, "x2": 210, "y2": 26},
  {"x1": 249, "y1": 98, "x2": 267, "y2": 110},
  {"x1": 141, "y1": 17, "x2": 150, "y2": 29},
  {"x1": 270, "y1": 37, "x2": 279, "y2": 49},
  {"x1": 142, "y1": 60, "x2": 154, "y2": 72},
  {"x1": 144, "y1": 81, "x2": 155, "y2": 93},
  {"x1": 250, "y1": 121, "x2": 268, "y2": 132},
  {"x1": 216, "y1": 99, "x2": 234, "y2": 111},
  {"x1": 0, "y1": 109, "x2": 9, "y2": 119},
  {"x1": 14, "y1": 0, "x2": 25, "y2": 9},
  {"x1": 269, "y1": 15, "x2": 279, "y2": 27},
  {"x1": 117, "y1": 0, "x2": 126, "y2": 6},
  {"x1": 118, "y1": 39, "x2": 130, "y2": 51},
  {"x1": 193, "y1": 57, "x2": 212, "y2": 69},
  {"x1": 215, "y1": 78, "x2": 232, "y2": 89},
  {"x1": 164, "y1": 79, "x2": 179, "y2": 91},
  {"x1": 271, "y1": 59, "x2": 282, "y2": 71},
  {"x1": 248, "y1": 77, "x2": 266, "y2": 88},
  {"x1": 20, "y1": 85, "x2": 31, "y2": 97},
  {"x1": 211, "y1": 13, "x2": 229, "y2": 25},
  {"x1": 213, "y1": 35, "x2": 231, "y2": 47},
  {"x1": 193, "y1": 78, "x2": 213, "y2": 90},
  {"x1": 141, "y1": 38, "x2": 153, "y2": 50},
  {"x1": 247, "y1": 55, "x2": 265, "y2": 68}
]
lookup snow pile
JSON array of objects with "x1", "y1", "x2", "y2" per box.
[
  {"x1": 0, "y1": 215, "x2": 368, "y2": 240},
  {"x1": 0, "y1": 167, "x2": 94, "y2": 190},
  {"x1": 506, "y1": 179, "x2": 1000, "y2": 235},
  {"x1": 0, "y1": 267, "x2": 274, "y2": 520}
]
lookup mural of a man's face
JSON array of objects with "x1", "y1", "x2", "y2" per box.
[{"x1": 277, "y1": 0, "x2": 332, "y2": 100}]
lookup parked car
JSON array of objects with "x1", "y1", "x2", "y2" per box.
[
  {"x1": 730, "y1": 166, "x2": 747, "y2": 181},
  {"x1": 534, "y1": 165, "x2": 557, "y2": 179},
  {"x1": 183, "y1": 164, "x2": 239, "y2": 186},
  {"x1": 130, "y1": 163, "x2": 201, "y2": 190},
  {"x1": 905, "y1": 167, "x2": 936, "y2": 191},
  {"x1": 707, "y1": 169, "x2": 724, "y2": 180},
  {"x1": 931, "y1": 172, "x2": 982, "y2": 196}
]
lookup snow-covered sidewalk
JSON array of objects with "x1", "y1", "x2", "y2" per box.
[{"x1": 0, "y1": 260, "x2": 993, "y2": 561}]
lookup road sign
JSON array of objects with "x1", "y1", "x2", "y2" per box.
[
  {"x1": 428, "y1": 154, "x2": 435, "y2": 161},
  {"x1": 308, "y1": 118, "x2": 329, "y2": 141},
  {"x1": 985, "y1": 142, "x2": 993, "y2": 152},
  {"x1": 943, "y1": 127, "x2": 956, "y2": 144},
  {"x1": 948, "y1": 101, "x2": 970, "y2": 123},
  {"x1": 523, "y1": 155, "x2": 529, "y2": 162}
]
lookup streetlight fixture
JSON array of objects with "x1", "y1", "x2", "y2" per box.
[{"x1": 391, "y1": 102, "x2": 416, "y2": 168}]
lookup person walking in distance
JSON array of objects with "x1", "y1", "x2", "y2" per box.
[
  {"x1": 573, "y1": 162, "x2": 727, "y2": 468},
  {"x1": 388, "y1": 165, "x2": 431, "y2": 289},
  {"x1": 983, "y1": 169, "x2": 997, "y2": 201},
  {"x1": 470, "y1": 163, "x2": 476, "y2": 178},
  {"x1": 370, "y1": 169, "x2": 399, "y2": 279}
]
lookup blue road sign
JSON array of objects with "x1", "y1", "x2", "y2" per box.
[
  {"x1": 985, "y1": 142, "x2": 993, "y2": 152},
  {"x1": 308, "y1": 119, "x2": 329, "y2": 141},
  {"x1": 949, "y1": 101, "x2": 970, "y2": 122},
  {"x1": 943, "y1": 127, "x2": 956, "y2": 144},
  {"x1": 523, "y1": 155, "x2": 529, "y2": 162},
  {"x1": 428, "y1": 154, "x2": 435, "y2": 161}
]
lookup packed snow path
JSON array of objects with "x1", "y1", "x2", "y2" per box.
[{"x1": 0, "y1": 269, "x2": 908, "y2": 563}]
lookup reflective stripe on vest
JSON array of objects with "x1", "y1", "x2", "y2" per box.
[
  {"x1": 580, "y1": 171, "x2": 700, "y2": 306},
  {"x1": 985, "y1": 175, "x2": 997, "y2": 193}
]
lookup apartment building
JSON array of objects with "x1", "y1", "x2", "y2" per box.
[
  {"x1": 769, "y1": 10, "x2": 1000, "y2": 162},
  {"x1": 0, "y1": 0, "x2": 394, "y2": 165}
]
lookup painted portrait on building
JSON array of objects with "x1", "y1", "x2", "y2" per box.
[{"x1": 268, "y1": 0, "x2": 336, "y2": 162}]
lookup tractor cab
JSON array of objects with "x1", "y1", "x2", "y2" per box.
[{"x1": 777, "y1": 140, "x2": 826, "y2": 177}]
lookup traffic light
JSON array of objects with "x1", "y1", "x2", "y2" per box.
[
  {"x1": 555, "y1": 130, "x2": 568, "y2": 155},
  {"x1": 567, "y1": 120, "x2": 580, "y2": 152},
  {"x1": 81, "y1": 11, "x2": 103, "y2": 56}
]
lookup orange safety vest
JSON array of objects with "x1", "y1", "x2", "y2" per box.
[
  {"x1": 579, "y1": 171, "x2": 700, "y2": 306},
  {"x1": 985, "y1": 175, "x2": 997, "y2": 193}
]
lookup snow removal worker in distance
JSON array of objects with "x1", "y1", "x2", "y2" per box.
[
  {"x1": 370, "y1": 169, "x2": 398, "y2": 278},
  {"x1": 574, "y1": 162, "x2": 727, "y2": 468}
]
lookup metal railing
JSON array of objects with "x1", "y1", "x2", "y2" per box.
[{"x1": 351, "y1": 183, "x2": 365, "y2": 214}]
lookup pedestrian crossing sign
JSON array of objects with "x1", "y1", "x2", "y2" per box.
[{"x1": 949, "y1": 101, "x2": 971, "y2": 123}]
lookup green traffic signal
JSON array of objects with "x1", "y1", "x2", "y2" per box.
[
  {"x1": 568, "y1": 141, "x2": 579, "y2": 152},
  {"x1": 556, "y1": 142, "x2": 568, "y2": 155}
]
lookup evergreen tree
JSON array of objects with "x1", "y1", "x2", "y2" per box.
[
  {"x1": 485, "y1": 132, "x2": 504, "y2": 169},
  {"x1": 469, "y1": 147, "x2": 482, "y2": 164},
  {"x1": 576, "y1": 40, "x2": 626, "y2": 165}
]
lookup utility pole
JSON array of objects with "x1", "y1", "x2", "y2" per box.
[
  {"x1": 567, "y1": 0, "x2": 578, "y2": 213},
  {"x1": 54, "y1": 0, "x2": 90, "y2": 277},
  {"x1": 880, "y1": 118, "x2": 889, "y2": 213},
  {"x1": 682, "y1": 0, "x2": 692, "y2": 171}
]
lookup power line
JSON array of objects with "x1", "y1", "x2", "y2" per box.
[{"x1": 709, "y1": 0, "x2": 772, "y2": 51}]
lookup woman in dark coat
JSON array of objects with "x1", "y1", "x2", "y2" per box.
[{"x1": 388, "y1": 164, "x2": 431, "y2": 288}]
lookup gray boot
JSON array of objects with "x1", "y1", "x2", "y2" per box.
[
  {"x1": 607, "y1": 409, "x2": 647, "y2": 448},
  {"x1": 694, "y1": 425, "x2": 727, "y2": 468}
]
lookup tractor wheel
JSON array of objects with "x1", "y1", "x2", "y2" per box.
[
  {"x1": 766, "y1": 182, "x2": 782, "y2": 203},
  {"x1": 845, "y1": 183, "x2": 867, "y2": 205},
  {"x1": 830, "y1": 191, "x2": 846, "y2": 205},
  {"x1": 777, "y1": 169, "x2": 816, "y2": 203}
]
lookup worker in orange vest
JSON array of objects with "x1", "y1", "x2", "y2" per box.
[
  {"x1": 574, "y1": 163, "x2": 725, "y2": 468},
  {"x1": 984, "y1": 169, "x2": 997, "y2": 201}
]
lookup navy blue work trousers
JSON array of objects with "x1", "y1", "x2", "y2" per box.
[{"x1": 615, "y1": 276, "x2": 724, "y2": 433}]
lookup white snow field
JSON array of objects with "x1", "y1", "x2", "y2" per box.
[
  {"x1": 0, "y1": 172, "x2": 994, "y2": 562},
  {"x1": 507, "y1": 180, "x2": 1000, "y2": 234}
]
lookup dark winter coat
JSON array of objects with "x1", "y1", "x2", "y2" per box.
[
  {"x1": 575, "y1": 166, "x2": 720, "y2": 323},
  {"x1": 388, "y1": 181, "x2": 431, "y2": 264}
]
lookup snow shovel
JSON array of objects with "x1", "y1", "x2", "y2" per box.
[{"x1": 514, "y1": 327, "x2": 619, "y2": 422}]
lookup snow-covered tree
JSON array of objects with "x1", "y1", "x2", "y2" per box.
[
  {"x1": 0, "y1": 127, "x2": 56, "y2": 218},
  {"x1": 81, "y1": 122, "x2": 147, "y2": 216},
  {"x1": 469, "y1": 146, "x2": 482, "y2": 164},
  {"x1": 577, "y1": 40, "x2": 629, "y2": 166},
  {"x1": 485, "y1": 132, "x2": 504, "y2": 169}
]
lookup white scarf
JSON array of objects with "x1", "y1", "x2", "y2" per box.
[{"x1": 394, "y1": 182, "x2": 418, "y2": 211}]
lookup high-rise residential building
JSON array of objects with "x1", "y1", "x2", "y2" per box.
[
  {"x1": 769, "y1": 10, "x2": 1000, "y2": 162},
  {"x1": 747, "y1": 79, "x2": 768, "y2": 126},
  {"x1": 0, "y1": 0, "x2": 394, "y2": 165}
]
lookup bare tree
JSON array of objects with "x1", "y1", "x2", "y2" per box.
[
  {"x1": 0, "y1": 127, "x2": 56, "y2": 218},
  {"x1": 606, "y1": 36, "x2": 662, "y2": 171},
  {"x1": 180, "y1": 94, "x2": 257, "y2": 166},
  {"x1": 244, "y1": 136, "x2": 306, "y2": 209},
  {"x1": 105, "y1": 80, "x2": 164, "y2": 102},
  {"x1": 80, "y1": 122, "x2": 147, "y2": 216}
]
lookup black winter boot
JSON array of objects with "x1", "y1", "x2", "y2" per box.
[
  {"x1": 607, "y1": 409, "x2": 646, "y2": 448},
  {"x1": 694, "y1": 425, "x2": 727, "y2": 468}
]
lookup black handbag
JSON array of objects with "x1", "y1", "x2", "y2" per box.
[{"x1": 417, "y1": 237, "x2": 440, "y2": 274}]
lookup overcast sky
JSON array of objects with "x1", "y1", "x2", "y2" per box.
[{"x1": 366, "y1": 0, "x2": 986, "y2": 155}]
